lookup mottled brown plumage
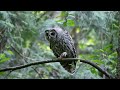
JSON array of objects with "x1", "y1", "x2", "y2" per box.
[{"x1": 45, "y1": 26, "x2": 77, "y2": 73}]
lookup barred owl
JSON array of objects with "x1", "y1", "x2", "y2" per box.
[{"x1": 45, "y1": 26, "x2": 77, "y2": 73}]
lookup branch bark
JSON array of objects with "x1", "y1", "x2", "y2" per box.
[{"x1": 0, "y1": 58, "x2": 114, "y2": 79}]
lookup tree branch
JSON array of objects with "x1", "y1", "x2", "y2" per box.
[{"x1": 0, "y1": 58, "x2": 114, "y2": 79}]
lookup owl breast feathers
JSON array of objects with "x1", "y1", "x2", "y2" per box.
[{"x1": 45, "y1": 26, "x2": 77, "y2": 73}]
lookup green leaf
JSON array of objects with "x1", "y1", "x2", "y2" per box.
[
  {"x1": 61, "y1": 11, "x2": 68, "y2": 17},
  {"x1": 92, "y1": 60, "x2": 104, "y2": 65},
  {"x1": 113, "y1": 23, "x2": 119, "y2": 29},
  {"x1": 0, "y1": 58, "x2": 10, "y2": 64},
  {"x1": 63, "y1": 22, "x2": 67, "y2": 26},
  {"x1": 7, "y1": 50, "x2": 14, "y2": 55},
  {"x1": 56, "y1": 19, "x2": 64, "y2": 24},
  {"x1": 66, "y1": 19, "x2": 75, "y2": 26},
  {"x1": 99, "y1": 49, "x2": 104, "y2": 53},
  {"x1": 0, "y1": 54, "x2": 5, "y2": 59},
  {"x1": 0, "y1": 72, "x2": 4, "y2": 75},
  {"x1": 90, "y1": 68, "x2": 98, "y2": 75},
  {"x1": 5, "y1": 22, "x2": 14, "y2": 28}
]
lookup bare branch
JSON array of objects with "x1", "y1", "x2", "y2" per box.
[{"x1": 0, "y1": 58, "x2": 114, "y2": 79}]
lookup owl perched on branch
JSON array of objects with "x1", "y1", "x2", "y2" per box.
[{"x1": 45, "y1": 26, "x2": 77, "y2": 73}]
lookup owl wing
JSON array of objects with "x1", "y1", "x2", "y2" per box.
[
  {"x1": 63, "y1": 30, "x2": 76, "y2": 58},
  {"x1": 50, "y1": 43, "x2": 60, "y2": 58},
  {"x1": 59, "y1": 30, "x2": 77, "y2": 73}
]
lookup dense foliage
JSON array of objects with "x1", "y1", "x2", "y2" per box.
[{"x1": 0, "y1": 11, "x2": 119, "y2": 79}]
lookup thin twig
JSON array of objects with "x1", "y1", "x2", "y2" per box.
[
  {"x1": 4, "y1": 70, "x2": 12, "y2": 79},
  {"x1": 0, "y1": 58, "x2": 114, "y2": 79},
  {"x1": 10, "y1": 43, "x2": 41, "y2": 78}
]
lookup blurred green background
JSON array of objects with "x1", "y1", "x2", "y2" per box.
[{"x1": 0, "y1": 11, "x2": 119, "y2": 79}]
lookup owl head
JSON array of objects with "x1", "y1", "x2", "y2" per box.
[{"x1": 45, "y1": 27, "x2": 64, "y2": 42}]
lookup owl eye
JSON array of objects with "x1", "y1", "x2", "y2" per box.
[
  {"x1": 45, "y1": 30, "x2": 49, "y2": 36},
  {"x1": 46, "y1": 32, "x2": 49, "y2": 36},
  {"x1": 51, "y1": 32, "x2": 55, "y2": 36}
]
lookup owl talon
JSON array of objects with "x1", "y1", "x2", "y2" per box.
[
  {"x1": 58, "y1": 57, "x2": 62, "y2": 60},
  {"x1": 58, "y1": 52, "x2": 67, "y2": 60},
  {"x1": 60, "y1": 52, "x2": 67, "y2": 58}
]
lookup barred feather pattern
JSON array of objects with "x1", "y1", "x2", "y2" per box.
[{"x1": 45, "y1": 27, "x2": 77, "y2": 73}]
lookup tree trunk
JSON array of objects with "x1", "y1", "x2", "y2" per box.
[{"x1": 71, "y1": 27, "x2": 79, "y2": 57}]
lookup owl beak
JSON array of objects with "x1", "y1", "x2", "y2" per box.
[{"x1": 48, "y1": 35, "x2": 51, "y2": 40}]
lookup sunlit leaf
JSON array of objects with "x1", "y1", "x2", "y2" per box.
[
  {"x1": 7, "y1": 50, "x2": 14, "y2": 55},
  {"x1": 0, "y1": 54, "x2": 5, "y2": 59},
  {"x1": 0, "y1": 58, "x2": 10, "y2": 64},
  {"x1": 61, "y1": 11, "x2": 67, "y2": 17},
  {"x1": 92, "y1": 60, "x2": 104, "y2": 65},
  {"x1": 99, "y1": 49, "x2": 104, "y2": 53},
  {"x1": 90, "y1": 68, "x2": 98, "y2": 76},
  {"x1": 66, "y1": 19, "x2": 75, "y2": 26}
]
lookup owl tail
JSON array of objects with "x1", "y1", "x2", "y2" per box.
[{"x1": 60, "y1": 61, "x2": 76, "y2": 73}]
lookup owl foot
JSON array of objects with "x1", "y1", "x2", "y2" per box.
[{"x1": 58, "y1": 52, "x2": 67, "y2": 60}]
